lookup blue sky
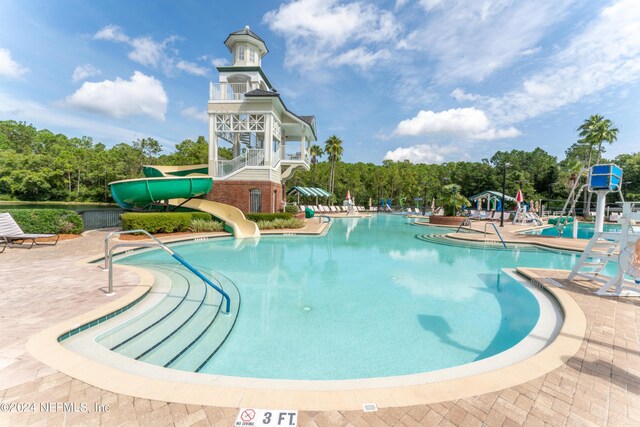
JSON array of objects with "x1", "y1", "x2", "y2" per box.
[{"x1": 1, "y1": 0, "x2": 639, "y2": 164}]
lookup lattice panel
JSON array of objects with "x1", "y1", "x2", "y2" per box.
[
  {"x1": 272, "y1": 118, "x2": 281, "y2": 142},
  {"x1": 215, "y1": 114, "x2": 265, "y2": 133}
]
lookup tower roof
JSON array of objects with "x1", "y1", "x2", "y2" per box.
[{"x1": 224, "y1": 26, "x2": 268, "y2": 57}]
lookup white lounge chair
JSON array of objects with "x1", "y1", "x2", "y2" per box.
[{"x1": 0, "y1": 213, "x2": 59, "y2": 249}]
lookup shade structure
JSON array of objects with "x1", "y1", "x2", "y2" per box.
[
  {"x1": 286, "y1": 186, "x2": 332, "y2": 197},
  {"x1": 286, "y1": 186, "x2": 333, "y2": 205},
  {"x1": 469, "y1": 190, "x2": 516, "y2": 203}
]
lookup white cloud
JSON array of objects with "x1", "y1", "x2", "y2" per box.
[
  {"x1": 394, "y1": 107, "x2": 520, "y2": 140},
  {"x1": 94, "y1": 25, "x2": 128, "y2": 42},
  {"x1": 485, "y1": 0, "x2": 640, "y2": 125},
  {"x1": 399, "y1": 0, "x2": 573, "y2": 83},
  {"x1": 94, "y1": 25, "x2": 211, "y2": 77},
  {"x1": 395, "y1": 0, "x2": 409, "y2": 10},
  {"x1": 520, "y1": 46, "x2": 541, "y2": 57},
  {"x1": 418, "y1": 0, "x2": 445, "y2": 11},
  {"x1": 211, "y1": 58, "x2": 228, "y2": 68},
  {"x1": 176, "y1": 60, "x2": 208, "y2": 76},
  {"x1": 263, "y1": 0, "x2": 400, "y2": 71},
  {"x1": 95, "y1": 25, "x2": 177, "y2": 74},
  {"x1": 384, "y1": 144, "x2": 459, "y2": 164},
  {"x1": 0, "y1": 48, "x2": 29, "y2": 78},
  {"x1": 64, "y1": 71, "x2": 168, "y2": 121},
  {"x1": 181, "y1": 107, "x2": 208, "y2": 124},
  {"x1": 0, "y1": 90, "x2": 173, "y2": 147},
  {"x1": 451, "y1": 88, "x2": 483, "y2": 102},
  {"x1": 331, "y1": 47, "x2": 391, "y2": 70},
  {"x1": 72, "y1": 64, "x2": 101, "y2": 82}
]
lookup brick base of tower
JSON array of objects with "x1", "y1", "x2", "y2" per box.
[{"x1": 205, "y1": 180, "x2": 285, "y2": 213}]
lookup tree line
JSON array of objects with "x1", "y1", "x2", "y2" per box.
[{"x1": 0, "y1": 119, "x2": 638, "y2": 209}]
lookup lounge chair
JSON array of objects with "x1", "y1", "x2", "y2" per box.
[
  {"x1": 299, "y1": 205, "x2": 306, "y2": 212},
  {"x1": 0, "y1": 213, "x2": 60, "y2": 248},
  {"x1": 0, "y1": 236, "x2": 7, "y2": 253}
]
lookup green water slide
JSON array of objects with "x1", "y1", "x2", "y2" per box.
[
  {"x1": 109, "y1": 164, "x2": 260, "y2": 238},
  {"x1": 109, "y1": 176, "x2": 213, "y2": 211}
]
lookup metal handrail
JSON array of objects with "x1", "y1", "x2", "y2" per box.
[
  {"x1": 483, "y1": 223, "x2": 507, "y2": 249},
  {"x1": 104, "y1": 229, "x2": 163, "y2": 270},
  {"x1": 104, "y1": 233, "x2": 231, "y2": 314},
  {"x1": 319, "y1": 215, "x2": 331, "y2": 223},
  {"x1": 456, "y1": 218, "x2": 472, "y2": 233}
]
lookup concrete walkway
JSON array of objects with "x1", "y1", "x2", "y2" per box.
[{"x1": 1, "y1": 220, "x2": 639, "y2": 425}]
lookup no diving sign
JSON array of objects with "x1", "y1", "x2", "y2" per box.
[{"x1": 235, "y1": 408, "x2": 297, "y2": 426}]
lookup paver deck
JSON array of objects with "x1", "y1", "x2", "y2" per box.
[{"x1": 0, "y1": 218, "x2": 639, "y2": 426}]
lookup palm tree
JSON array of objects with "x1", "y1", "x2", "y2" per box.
[
  {"x1": 577, "y1": 114, "x2": 619, "y2": 168},
  {"x1": 309, "y1": 144, "x2": 323, "y2": 186},
  {"x1": 577, "y1": 115, "x2": 619, "y2": 215},
  {"x1": 324, "y1": 135, "x2": 343, "y2": 194}
]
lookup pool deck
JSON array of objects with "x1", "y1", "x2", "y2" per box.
[{"x1": 1, "y1": 218, "x2": 639, "y2": 425}]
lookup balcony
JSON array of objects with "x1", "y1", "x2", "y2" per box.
[{"x1": 209, "y1": 82, "x2": 261, "y2": 101}]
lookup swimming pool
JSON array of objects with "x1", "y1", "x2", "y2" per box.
[
  {"x1": 523, "y1": 222, "x2": 621, "y2": 239},
  {"x1": 65, "y1": 215, "x2": 603, "y2": 382}
]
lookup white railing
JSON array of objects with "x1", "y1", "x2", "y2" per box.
[
  {"x1": 210, "y1": 82, "x2": 251, "y2": 100},
  {"x1": 283, "y1": 146, "x2": 309, "y2": 166},
  {"x1": 273, "y1": 145, "x2": 283, "y2": 167},
  {"x1": 216, "y1": 149, "x2": 265, "y2": 177}
]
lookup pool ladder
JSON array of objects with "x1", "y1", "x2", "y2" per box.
[
  {"x1": 103, "y1": 230, "x2": 231, "y2": 314},
  {"x1": 483, "y1": 223, "x2": 507, "y2": 249}
]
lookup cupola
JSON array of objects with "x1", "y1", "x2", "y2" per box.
[{"x1": 224, "y1": 25, "x2": 268, "y2": 67}]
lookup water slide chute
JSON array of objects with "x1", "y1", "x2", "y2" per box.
[{"x1": 109, "y1": 170, "x2": 260, "y2": 238}]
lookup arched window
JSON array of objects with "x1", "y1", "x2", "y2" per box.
[{"x1": 250, "y1": 188, "x2": 262, "y2": 213}]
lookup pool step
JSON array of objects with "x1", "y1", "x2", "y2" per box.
[
  {"x1": 168, "y1": 272, "x2": 240, "y2": 373},
  {"x1": 97, "y1": 265, "x2": 191, "y2": 349},
  {"x1": 136, "y1": 268, "x2": 236, "y2": 368},
  {"x1": 98, "y1": 263, "x2": 240, "y2": 373},
  {"x1": 108, "y1": 267, "x2": 209, "y2": 359},
  {"x1": 417, "y1": 234, "x2": 534, "y2": 251}
]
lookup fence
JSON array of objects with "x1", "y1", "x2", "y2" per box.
[{"x1": 77, "y1": 209, "x2": 124, "y2": 230}]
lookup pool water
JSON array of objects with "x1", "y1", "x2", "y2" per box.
[
  {"x1": 524, "y1": 222, "x2": 621, "y2": 239},
  {"x1": 113, "y1": 215, "x2": 605, "y2": 380}
]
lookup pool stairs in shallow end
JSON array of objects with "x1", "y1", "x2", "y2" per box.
[{"x1": 96, "y1": 263, "x2": 240, "y2": 373}]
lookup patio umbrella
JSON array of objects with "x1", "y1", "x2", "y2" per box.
[
  {"x1": 515, "y1": 189, "x2": 524, "y2": 204},
  {"x1": 431, "y1": 197, "x2": 436, "y2": 211},
  {"x1": 346, "y1": 190, "x2": 351, "y2": 202},
  {"x1": 368, "y1": 197, "x2": 372, "y2": 208}
]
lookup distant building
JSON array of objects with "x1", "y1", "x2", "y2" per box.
[{"x1": 206, "y1": 26, "x2": 316, "y2": 213}]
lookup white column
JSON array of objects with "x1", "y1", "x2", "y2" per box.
[
  {"x1": 264, "y1": 114, "x2": 272, "y2": 166},
  {"x1": 208, "y1": 114, "x2": 217, "y2": 177},
  {"x1": 281, "y1": 128, "x2": 286, "y2": 161},
  {"x1": 300, "y1": 125, "x2": 306, "y2": 160},
  {"x1": 594, "y1": 190, "x2": 609, "y2": 233}
]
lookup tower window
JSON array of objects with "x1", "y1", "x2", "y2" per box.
[
  {"x1": 237, "y1": 46, "x2": 245, "y2": 61},
  {"x1": 249, "y1": 48, "x2": 256, "y2": 64}
]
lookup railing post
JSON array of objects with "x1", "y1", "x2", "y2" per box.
[{"x1": 107, "y1": 254, "x2": 115, "y2": 296}]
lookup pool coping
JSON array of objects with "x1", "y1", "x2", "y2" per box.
[{"x1": 26, "y1": 246, "x2": 587, "y2": 411}]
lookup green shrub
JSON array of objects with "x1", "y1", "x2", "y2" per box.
[
  {"x1": 245, "y1": 212, "x2": 292, "y2": 222},
  {"x1": 121, "y1": 212, "x2": 192, "y2": 233},
  {"x1": 256, "y1": 218, "x2": 305, "y2": 230},
  {"x1": 190, "y1": 212, "x2": 213, "y2": 221},
  {"x1": 284, "y1": 204, "x2": 299, "y2": 215},
  {"x1": 1, "y1": 209, "x2": 84, "y2": 234},
  {"x1": 189, "y1": 219, "x2": 225, "y2": 232}
]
